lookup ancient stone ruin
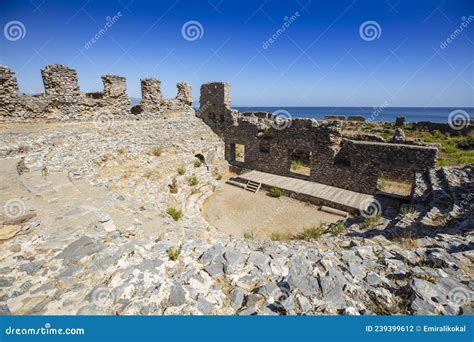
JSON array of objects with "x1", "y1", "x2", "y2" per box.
[
  {"x1": 138, "y1": 78, "x2": 193, "y2": 117},
  {"x1": 198, "y1": 82, "x2": 438, "y2": 195},
  {"x1": 0, "y1": 64, "x2": 194, "y2": 122},
  {"x1": 0, "y1": 64, "x2": 472, "y2": 317}
]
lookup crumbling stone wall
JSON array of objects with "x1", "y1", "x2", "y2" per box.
[
  {"x1": 139, "y1": 77, "x2": 193, "y2": 117},
  {"x1": 101, "y1": 75, "x2": 130, "y2": 112},
  {"x1": 0, "y1": 66, "x2": 20, "y2": 117},
  {"x1": 199, "y1": 82, "x2": 438, "y2": 195},
  {"x1": 42, "y1": 64, "x2": 81, "y2": 98},
  {"x1": 412, "y1": 121, "x2": 472, "y2": 136},
  {"x1": 0, "y1": 64, "x2": 193, "y2": 122}
]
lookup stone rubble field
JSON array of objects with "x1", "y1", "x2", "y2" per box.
[{"x1": 0, "y1": 116, "x2": 472, "y2": 316}]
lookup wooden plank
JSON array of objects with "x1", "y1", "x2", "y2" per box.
[{"x1": 239, "y1": 170, "x2": 373, "y2": 212}]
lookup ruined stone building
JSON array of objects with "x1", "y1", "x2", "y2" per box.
[
  {"x1": 0, "y1": 64, "x2": 439, "y2": 197},
  {"x1": 0, "y1": 64, "x2": 192, "y2": 121},
  {"x1": 198, "y1": 82, "x2": 438, "y2": 195}
]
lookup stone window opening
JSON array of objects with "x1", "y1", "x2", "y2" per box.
[
  {"x1": 289, "y1": 149, "x2": 311, "y2": 177},
  {"x1": 377, "y1": 170, "x2": 414, "y2": 197},
  {"x1": 230, "y1": 143, "x2": 245, "y2": 162}
]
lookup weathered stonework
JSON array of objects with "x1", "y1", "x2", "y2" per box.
[
  {"x1": 199, "y1": 82, "x2": 438, "y2": 195},
  {"x1": 412, "y1": 121, "x2": 472, "y2": 136},
  {"x1": 139, "y1": 78, "x2": 193, "y2": 117},
  {"x1": 0, "y1": 65, "x2": 192, "y2": 122}
]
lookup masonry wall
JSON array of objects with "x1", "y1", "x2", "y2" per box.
[
  {"x1": 199, "y1": 82, "x2": 438, "y2": 195},
  {"x1": 0, "y1": 64, "x2": 192, "y2": 122},
  {"x1": 412, "y1": 121, "x2": 472, "y2": 136},
  {"x1": 139, "y1": 77, "x2": 193, "y2": 118}
]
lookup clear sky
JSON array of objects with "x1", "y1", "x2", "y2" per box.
[{"x1": 0, "y1": 0, "x2": 473, "y2": 107}]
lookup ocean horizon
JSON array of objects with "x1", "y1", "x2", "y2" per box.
[
  {"x1": 129, "y1": 97, "x2": 473, "y2": 123},
  {"x1": 232, "y1": 106, "x2": 473, "y2": 123}
]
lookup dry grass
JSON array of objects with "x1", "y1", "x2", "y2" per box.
[
  {"x1": 292, "y1": 225, "x2": 326, "y2": 240},
  {"x1": 151, "y1": 147, "x2": 163, "y2": 157}
]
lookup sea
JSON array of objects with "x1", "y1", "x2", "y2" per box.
[{"x1": 232, "y1": 107, "x2": 473, "y2": 123}]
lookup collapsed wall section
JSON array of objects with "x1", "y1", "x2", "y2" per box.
[{"x1": 199, "y1": 82, "x2": 438, "y2": 195}]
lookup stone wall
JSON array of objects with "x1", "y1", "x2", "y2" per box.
[
  {"x1": 412, "y1": 121, "x2": 472, "y2": 136},
  {"x1": 199, "y1": 82, "x2": 438, "y2": 195},
  {"x1": 0, "y1": 64, "x2": 193, "y2": 122},
  {"x1": 139, "y1": 78, "x2": 193, "y2": 118}
]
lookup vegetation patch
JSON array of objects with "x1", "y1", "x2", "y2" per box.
[
  {"x1": 243, "y1": 231, "x2": 255, "y2": 240},
  {"x1": 177, "y1": 166, "x2": 186, "y2": 175},
  {"x1": 270, "y1": 187, "x2": 282, "y2": 198},
  {"x1": 168, "y1": 246, "x2": 181, "y2": 261},
  {"x1": 151, "y1": 147, "x2": 163, "y2": 157},
  {"x1": 359, "y1": 214, "x2": 381, "y2": 229},
  {"x1": 188, "y1": 176, "x2": 199, "y2": 186},
  {"x1": 329, "y1": 221, "x2": 345, "y2": 236},
  {"x1": 293, "y1": 225, "x2": 326, "y2": 240},
  {"x1": 166, "y1": 207, "x2": 183, "y2": 221},
  {"x1": 270, "y1": 231, "x2": 289, "y2": 241}
]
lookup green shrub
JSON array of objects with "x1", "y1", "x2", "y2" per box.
[
  {"x1": 291, "y1": 160, "x2": 301, "y2": 171},
  {"x1": 329, "y1": 221, "x2": 345, "y2": 236},
  {"x1": 270, "y1": 187, "x2": 282, "y2": 198},
  {"x1": 457, "y1": 134, "x2": 474, "y2": 150},
  {"x1": 166, "y1": 207, "x2": 182, "y2": 221},
  {"x1": 194, "y1": 159, "x2": 202, "y2": 168},
  {"x1": 187, "y1": 176, "x2": 199, "y2": 186},
  {"x1": 243, "y1": 231, "x2": 255, "y2": 239},
  {"x1": 293, "y1": 225, "x2": 325, "y2": 240},
  {"x1": 151, "y1": 147, "x2": 162, "y2": 157},
  {"x1": 360, "y1": 214, "x2": 381, "y2": 229},
  {"x1": 168, "y1": 246, "x2": 181, "y2": 261},
  {"x1": 177, "y1": 166, "x2": 186, "y2": 175},
  {"x1": 432, "y1": 129, "x2": 445, "y2": 139}
]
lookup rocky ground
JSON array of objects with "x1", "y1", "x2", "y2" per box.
[{"x1": 0, "y1": 114, "x2": 472, "y2": 315}]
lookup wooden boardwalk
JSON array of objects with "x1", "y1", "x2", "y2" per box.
[{"x1": 238, "y1": 170, "x2": 374, "y2": 213}]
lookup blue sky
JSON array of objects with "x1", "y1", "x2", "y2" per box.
[{"x1": 0, "y1": 0, "x2": 473, "y2": 106}]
